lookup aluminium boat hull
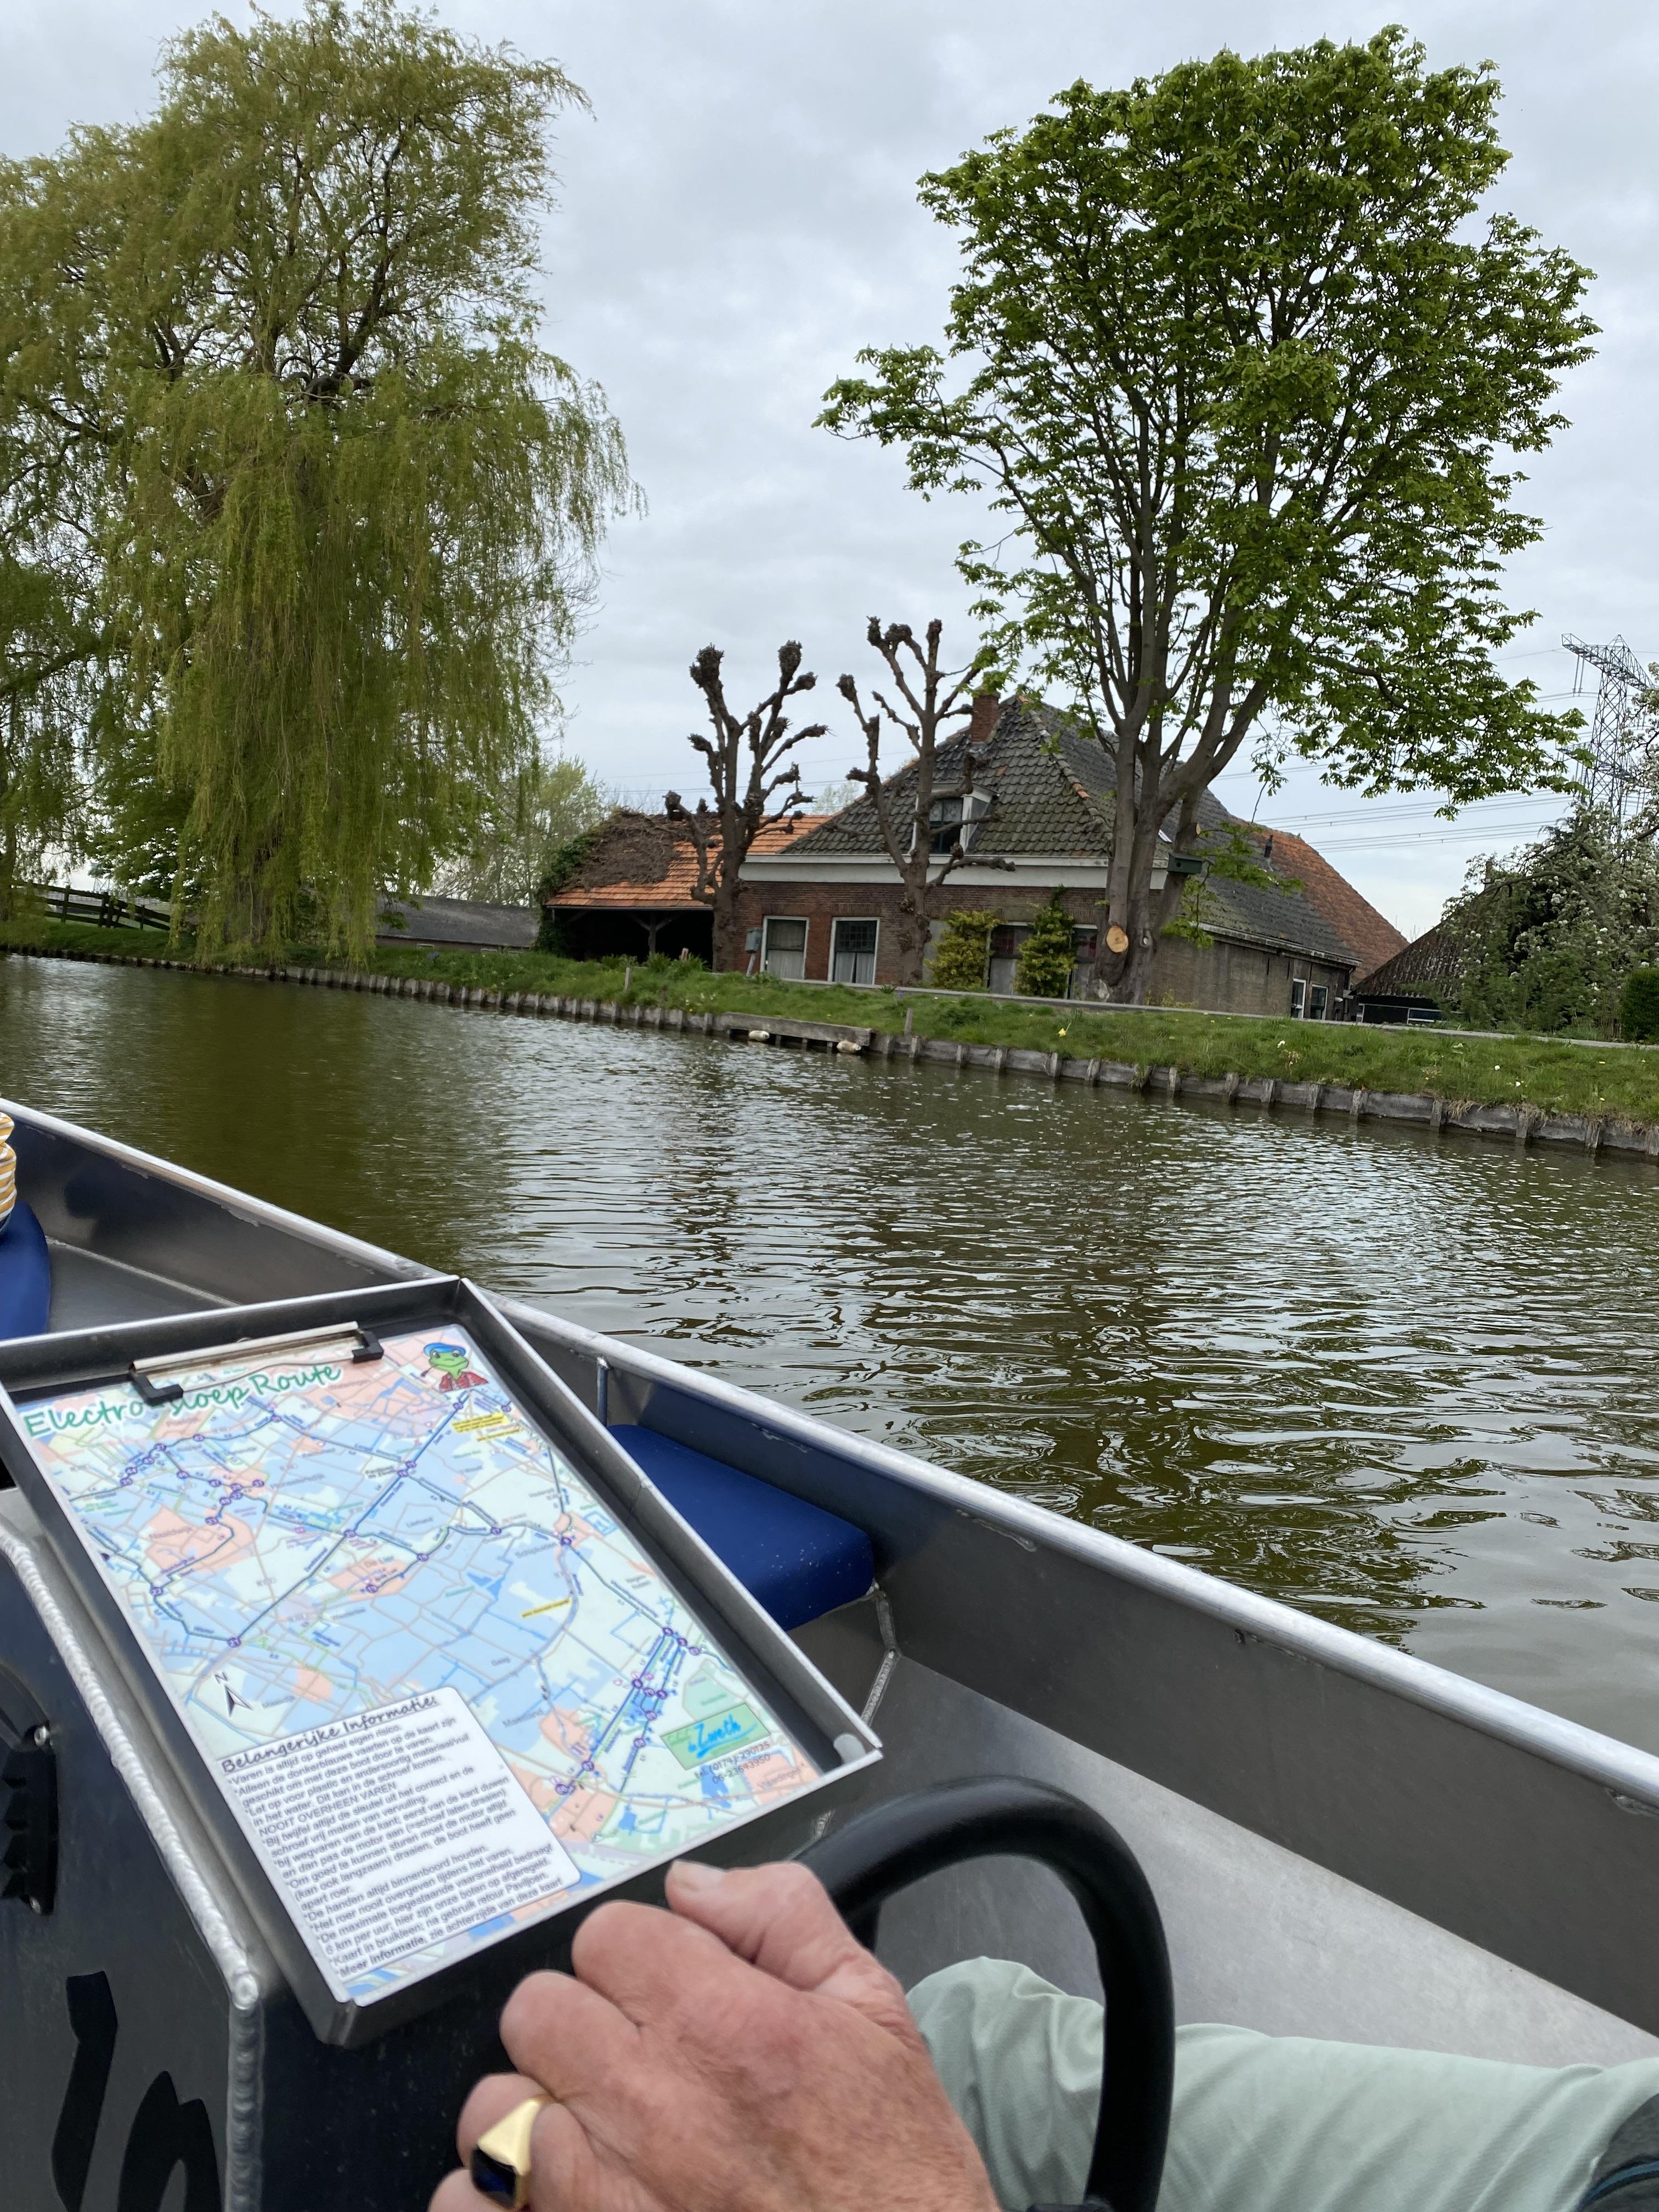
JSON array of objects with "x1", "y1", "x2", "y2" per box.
[{"x1": 1, "y1": 1096, "x2": 1656, "y2": 2208}]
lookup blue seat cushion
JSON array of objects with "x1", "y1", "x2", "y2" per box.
[
  {"x1": 609, "y1": 1425, "x2": 873, "y2": 1632},
  {"x1": 0, "y1": 1202, "x2": 52, "y2": 1341}
]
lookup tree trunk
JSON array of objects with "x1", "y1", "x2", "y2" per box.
[
  {"x1": 710, "y1": 881, "x2": 743, "y2": 972},
  {"x1": 889, "y1": 887, "x2": 931, "y2": 985},
  {"x1": 1098, "y1": 837, "x2": 1170, "y2": 1005}
]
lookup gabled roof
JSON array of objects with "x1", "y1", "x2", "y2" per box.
[
  {"x1": 776, "y1": 700, "x2": 1354, "y2": 968},
  {"x1": 789, "y1": 700, "x2": 1118, "y2": 859},
  {"x1": 549, "y1": 812, "x2": 831, "y2": 912},
  {"x1": 1246, "y1": 828, "x2": 1407, "y2": 977},
  {"x1": 1352, "y1": 923, "x2": 1467, "y2": 1000}
]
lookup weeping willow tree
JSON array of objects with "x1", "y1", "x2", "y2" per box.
[
  {"x1": 0, "y1": 0, "x2": 633, "y2": 953},
  {"x1": 0, "y1": 187, "x2": 109, "y2": 916},
  {"x1": 0, "y1": 556, "x2": 98, "y2": 916}
]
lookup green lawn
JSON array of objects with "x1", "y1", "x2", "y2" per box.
[{"x1": 7, "y1": 914, "x2": 1659, "y2": 1125}]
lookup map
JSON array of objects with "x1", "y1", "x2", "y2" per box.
[{"x1": 16, "y1": 1324, "x2": 820, "y2": 2002}]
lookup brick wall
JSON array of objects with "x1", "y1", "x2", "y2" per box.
[
  {"x1": 1154, "y1": 933, "x2": 1351, "y2": 1019},
  {"x1": 728, "y1": 876, "x2": 1351, "y2": 1017},
  {"x1": 729, "y1": 879, "x2": 1098, "y2": 986}
]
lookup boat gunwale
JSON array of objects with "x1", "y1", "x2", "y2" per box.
[{"x1": 8, "y1": 1091, "x2": 1659, "y2": 1818}]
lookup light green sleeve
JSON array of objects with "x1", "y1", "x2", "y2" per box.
[{"x1": 907, "y1": 1956, "x2": 1659, "y2": 2212}]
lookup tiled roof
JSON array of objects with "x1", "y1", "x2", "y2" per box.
[
  {"x1": 778, "y1": 701, "x2": 1353, "y2": 967},
  {"x1": 1352, "y1": 923, "x2": 1468, "y2": 999},
  {"x1": 789, "y1": 701, "x2": 1115, "y2": 859},
  {"x1": 1246, "y1": 828, "x2": 1407, "y2": 977},
  {"x1": 550, "y1": 812, "x2": 830, "y2": 911},
  {"x1": 378, "y1": 894, "x2": 537, "y2": 949}
]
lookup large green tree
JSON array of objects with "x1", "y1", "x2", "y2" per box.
[
  {"x1": 0, "y1": 0, "x2": 633, "y2": 952},
  {"x1": 821, "y1": 31, "x2": 1595, "y2": 1002}
]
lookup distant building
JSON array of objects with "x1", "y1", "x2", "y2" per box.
[
  {"x1": 538, "y1": 704, "x2": 1404, "y2": 1020},
  {"x1": 1243, "y1": 829, "x2": 1406, "y2": 984},
  {"x1": 1349, "y1": 925, "x2": 1467, "y2": 1025},
  {"x1": 734, "y1": 700, "x2": 1365, "y2": 1018},
  {"x1": 545, "y1": 813, "x2": 830, "y2": 964},
  {"x1": 377, "y1": 894, "x2": 537, "y2": 951}
]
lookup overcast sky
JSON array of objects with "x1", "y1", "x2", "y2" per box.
[{"x1": 9, "y1": 0, "x2": 1658, "y2": 937}]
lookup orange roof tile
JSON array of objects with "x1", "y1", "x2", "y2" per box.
[
  {"x1": 1249, "y1": 827, "x2": 1407, "y2": 979},
  {"x1": 549, "y1": 813, "x2": 831, "y2": 911}
]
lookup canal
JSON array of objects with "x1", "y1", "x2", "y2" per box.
[{"x1": 6, "y1": 951, "x2": 1659, "y2": 1751}]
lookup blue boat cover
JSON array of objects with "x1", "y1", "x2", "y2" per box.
[
  {"x1": 608, "y1": 1425, "x2": 873, "y2": 1633},
  {"x1": 0, "y1": 1202, "x2": 52, "y2": 1341}
]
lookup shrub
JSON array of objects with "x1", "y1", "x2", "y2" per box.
[
  {"x1": 1015, "y1": 896, "x2": 1077, "y2": 997},
  {"x1": 929, "y1": 909, "x2": 1000, "y2": 991},
  {"x1": 1622, "y1": 968, "x2": 1659, "y2": 1042}
]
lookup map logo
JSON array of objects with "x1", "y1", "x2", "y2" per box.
[{"x1": 424, "y1": 1340, "x2": 487, "y2": 1392}]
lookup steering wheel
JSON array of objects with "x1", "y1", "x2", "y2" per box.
[{"x1": 801, "y1": 1776, "x2": 1174, "y2": 2212}]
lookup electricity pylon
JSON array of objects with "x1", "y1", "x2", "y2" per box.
[{"x1": 1562, "y1": 633, "x2": 1659, "y2": 835}]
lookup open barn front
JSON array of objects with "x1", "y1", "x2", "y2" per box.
[{"x1": 550, "y1": 904, "x2": 714, "y2": 964}]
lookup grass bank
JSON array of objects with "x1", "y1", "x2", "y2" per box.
[{"x1": 7, "y1": 913, "x2": 1659, "y2": 1126}]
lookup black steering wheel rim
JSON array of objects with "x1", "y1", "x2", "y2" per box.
[{"x1": 801, "y1": 1775, "x2": 1174, "y2": 2212}]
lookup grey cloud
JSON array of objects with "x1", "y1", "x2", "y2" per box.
[{"x1": 7, "y1": 0, "x2": 1657, "y2": 934}]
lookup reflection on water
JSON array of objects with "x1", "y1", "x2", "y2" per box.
[{"x1": 6, "y1": 953, "x2": 1659, "y2": 1747}]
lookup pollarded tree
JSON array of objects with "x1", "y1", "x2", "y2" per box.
[
  {"x1": 0, "y1": 0, "x2": 634, "y2": 953},
  {"x1": 836, "y1": 617, "x2": 1011, "y2": 984},
  {"x1": 665, "y1": 642, "x2": 824, "y2": 969},
  {"x1": 821, "y1": 31, "x2": 1595, "y2": 1002}
]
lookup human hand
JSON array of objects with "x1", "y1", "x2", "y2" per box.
[{"x1": 429, "y1": 1857, "x2": 998, "y2": 2212}]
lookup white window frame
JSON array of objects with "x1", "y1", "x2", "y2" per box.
[
  {"x1": 920, "y1": 789, "x2": 992, "y2": 858},
  {"x1": 829, "y1": 916, "x2": 879, "y2": 986},
  {"x1": 1290, "y1": 977, "x2": 1308, "y2": 1019},
  {"x1": 760, "y1": 915, "x2": 810, "y2": 980},
  {"x1": 1308, "y1": 983, "x2": 1329, "y2": 1022}
]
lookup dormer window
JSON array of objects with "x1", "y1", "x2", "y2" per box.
[{"x1": 927, "y1": 791, "x2": 991, "y2": 856}]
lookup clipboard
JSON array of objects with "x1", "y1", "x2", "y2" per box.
[{"x1": 0, "y1": 1278, "x2": 880, "y2": 2045}]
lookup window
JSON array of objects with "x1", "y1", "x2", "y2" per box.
[
  {"x1": 761, "y1": 916, "x2": 808, "y2": 980},
  {"x1": 1290, "y1": 977, "x2": 1308, "y2": 1019},
  {"x1": 1071, "y1": 926, "x2": 1098, "y2": 1001},
  {"x1": 986, "y1": 923, "x2": 1028, "y2": 995},
  {"x1": 926, "y1": 791, "x2": 991, "y2": 856},
  {"x1": 928, "y1": 795, "x2": 965, "y2": 856},
  {"x1": 830, "y1": 916, "x2": 878, "y2": 985},
  {"x1": 1308, "y1": 984, "x2": 1329, "y2": 1022}
]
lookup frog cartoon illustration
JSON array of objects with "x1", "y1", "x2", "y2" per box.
[{"x1": 425, "y1": 1340, "x2": 487, "y2": 1391}]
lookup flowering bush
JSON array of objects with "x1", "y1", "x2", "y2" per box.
[{"x1": 1444, "y1": 808, "x2": 1659, "y2": 1035}]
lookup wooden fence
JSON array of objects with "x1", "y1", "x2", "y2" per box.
[{"x1": 18, "y1": 882, "x2": 172, "y2": 932}]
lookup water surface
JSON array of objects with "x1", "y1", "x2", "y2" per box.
[{"x1": 7, "y1": 953, "x2": 1659, "y2": 1748}]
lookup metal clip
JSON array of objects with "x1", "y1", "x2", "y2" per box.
[{"x1": 128, "y1": 1321, "x2": 386, "y2": 1402}]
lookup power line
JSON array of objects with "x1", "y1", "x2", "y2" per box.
[
  {"x1": 1300, "y1": 823, "x2": 1560, "y2": 854},
  {"x1": 1253, "y1": 794, "x2": 1560, "y2": 828}
]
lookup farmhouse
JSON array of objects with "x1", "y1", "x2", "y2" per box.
[
  {"x1": 546, "y1": 701, "x2": 1402, "y2": 1018},
  {"x1": 735, "y1": 699, "x2": 1384, "y2": 1017}
]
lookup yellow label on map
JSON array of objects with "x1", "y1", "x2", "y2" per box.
[{"x1": 453, "y1": 1412, "x2": 521, "y2": 1438}]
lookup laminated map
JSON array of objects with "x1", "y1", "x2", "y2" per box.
[{"x1": 16, "y1": 1325, "x2": 820, "y2": 2002}]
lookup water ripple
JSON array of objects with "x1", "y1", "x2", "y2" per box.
[{"x1": 6, "y1": 955, "x2": 1659, "y2": 1747}]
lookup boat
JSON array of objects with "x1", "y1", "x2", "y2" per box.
[{"x1": 2, "y1": 1094, "x2": 1657, "y2": 2212}]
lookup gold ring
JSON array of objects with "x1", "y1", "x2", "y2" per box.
[{"x1": 470, "y1": 2094, "x2": 552, "y2": 2208}]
